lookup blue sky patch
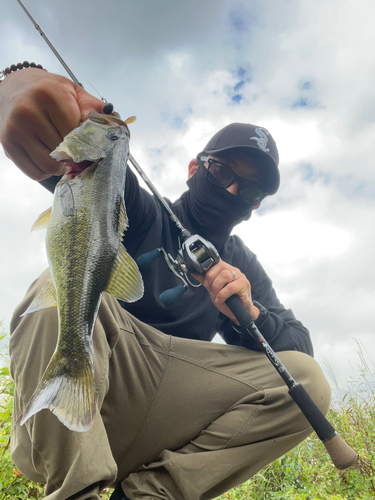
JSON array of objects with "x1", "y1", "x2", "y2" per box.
[
  {"x1": 236, "y1": 66, "x2": 249, "y2": 80},
  {"x1": 299, "y1": 80, "x2": 313, "y2": 90},
  {"x1": 172, "y1": 116, "x2": 185, "y2": 129},
  {"x1": 226, "y1": 65, "x2": 251, "y2": 105},
  {"x1": 148, "y1": 147, "x2": 162, "y2": 156},
  {"x1": 231, "y1": 94, "x2": 243, "y2": 104},
  {"x1": 292, "y1": 80, "x2": 321, "y2": 109},
  {"x1": 234, "y1": 80, "x2": 245, "y2": 92},
  {"x1": 292, "y1": 97, "x2": 318, "y2": 109},
  {"x1": 337, "y1": 175, "x2": 375, "y2": 199},
  {"x1": 300, "y1": 163, "x2": 330, "y2": 184},
  {"x1": 160, "y1": 108, "x2": 192, "y2": 130},
  {"x1": 229, "y1": 8, "x2": 257, "y2": 33},
  {"x1": 299, "y1": 165, "x2": 375, "y2": 199}
]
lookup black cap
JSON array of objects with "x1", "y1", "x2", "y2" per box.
[{"x1": 200, "y1": 123, "x2": 280, "y2": 195}]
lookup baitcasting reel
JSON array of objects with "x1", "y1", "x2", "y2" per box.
[{"x1": 136, "y1": 233, "x2": 220, "y2": 307}]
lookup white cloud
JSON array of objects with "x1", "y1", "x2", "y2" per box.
[{"x1": 1, "y1": 0, "x2": 375, "y2": 390}]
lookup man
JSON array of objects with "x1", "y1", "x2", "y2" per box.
[{"x1": 0, "y1": 68, "x2": 331, "y2": 500}]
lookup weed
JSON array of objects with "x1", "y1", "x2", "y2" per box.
[{"x1": 1, "y1": 326, "x2": 374, "y2": 499}]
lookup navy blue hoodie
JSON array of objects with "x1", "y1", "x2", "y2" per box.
[{"x1": 40, "y1": 163, "x2": 313, "y2": 356}]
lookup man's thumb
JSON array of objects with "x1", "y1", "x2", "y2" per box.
[{"x1": 75, "y1": 86, "x2": 106, "y2": 117}]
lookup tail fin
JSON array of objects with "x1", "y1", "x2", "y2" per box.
[{"x1": 21, "y1": 351, "x2": 95, "y2": 433}]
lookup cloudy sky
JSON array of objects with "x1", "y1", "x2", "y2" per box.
[{"x1": 1, "y1": 0, "x2": 374, "y2": 391}]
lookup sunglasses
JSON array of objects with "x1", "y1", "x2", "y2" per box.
[{"x1": 199, "y1": 156, "x2": 267, "y2": 206}]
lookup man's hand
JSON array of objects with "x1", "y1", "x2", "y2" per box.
[
  {"x1": 0, "y1": 68, "x2": 105, "y2": 181},
  {"x1": 192, "y1": 259, "x2": 260, "y2": 325}
]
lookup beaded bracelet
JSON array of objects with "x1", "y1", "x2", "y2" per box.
[{"x1": 0, "y1": 61, "x2": 47, "y2": 82}]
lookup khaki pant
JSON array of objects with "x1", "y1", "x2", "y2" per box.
[{"x1": 9, "y1": 269, "x2": 331, "y2": 500}]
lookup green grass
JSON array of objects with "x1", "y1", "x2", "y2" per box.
[{"x1": 1, "y1": 324, "x2": 374, "y2": 499}]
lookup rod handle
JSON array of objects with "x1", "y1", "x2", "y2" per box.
[
  {"x1": 225, "y1": 294, "x2": 358, "y2": 470},
  {"x1": 225, "y1": 294, "x2": 255, "y2": 326},
  {"x1": 288, "y1": 383, "x2": 358, "y2": 469}
]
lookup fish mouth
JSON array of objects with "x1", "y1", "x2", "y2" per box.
[
  {"x1": 64, "y1": 159, "x2": 97, "y2": 179},
  {"x1": 51, "y1": 111, "x2": 134, "y2": 179}
]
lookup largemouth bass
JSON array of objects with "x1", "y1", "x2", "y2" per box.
[{"x1": 20, "y1": 112, "x2": 144, "y2": 432}]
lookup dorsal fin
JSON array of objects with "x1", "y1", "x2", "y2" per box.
[{"x1": 118, "y1": 198, "x2": 129, "y2": 238}]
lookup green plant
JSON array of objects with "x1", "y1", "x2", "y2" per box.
[
  {"x1": 1, "y1": 330, "x2": 374, "y2": 499},
  {"x1": 0, "y1": 325, "x2": 45, "y2": 499},
  {"x1": 215, "y1": 342, "x2": 375, "y2": 499}
]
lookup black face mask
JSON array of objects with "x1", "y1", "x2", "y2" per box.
[{"x1": 185, "y1": 164, "x2": 253, "y2": 248}]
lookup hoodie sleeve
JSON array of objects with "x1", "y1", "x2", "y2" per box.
[
  {"x1": 39, "y1": 176, "x2": 61, "y2": 193},
  {"x1": 217, "y1": 236, "x2": 314, "y2": 356}
]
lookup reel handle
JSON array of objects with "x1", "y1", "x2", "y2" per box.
[
  {"x1": 159, "y1": 284, "x2": 187, "y2": 307},
  {"x1": 136, "y1": 249, "x2": 162, "y2": 270},
  {"x1": 137, "y1": 249, "x2": 187, "y2": 307}
]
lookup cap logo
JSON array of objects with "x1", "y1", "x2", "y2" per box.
[{"x1": 250, "y1": 127, "x2": 270, "y2": 152}]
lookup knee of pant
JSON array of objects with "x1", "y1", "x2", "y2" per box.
[{"x1": 284, "y1": 352, "x2": 332, "y2": 416}]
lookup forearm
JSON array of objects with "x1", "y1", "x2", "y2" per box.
[
  {"x1": 219, "y1": 303, "x2": 313, "y2": 356},
  {"x1": 217, "y1": 238, "x2": 314, "y2": 356},
  {"x1": 242, "y1": 303, "x2": 313, "y2": 355}
]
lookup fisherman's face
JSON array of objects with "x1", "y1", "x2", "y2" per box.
[{"x1": 189, "y1": 150, "x2": 265, "y2": 196}]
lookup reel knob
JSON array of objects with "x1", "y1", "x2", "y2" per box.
[
  {"x1": 159, "y1": 284, "x2": 187, "y2": 307},
  {"x1": 136, "y1": 248, "x2": 162, "y2": 270}
]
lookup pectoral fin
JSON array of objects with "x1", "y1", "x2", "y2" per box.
[
  {"x1": 105, "y1": 245, "x2": 144, "y2": 303},
  {"x1": 21, "y1": 274, "x2": 57, "y2": 316},
  {"x1": 31, "y1": 207, "x2": 52, "y2": 231}
]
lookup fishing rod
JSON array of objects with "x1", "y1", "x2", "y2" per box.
[
  {"x1": 15, "y1": 0, "x2": 114, "y2": 114},
  {"x1": 16, "y1": 0, "x2": 358, "y2": 471},
  {"x1": 130, "y1": 159, "x2": 358, "y2": 471},
  {"x1": 15, "y1": 0, "x2": 82, "y2": 87}
]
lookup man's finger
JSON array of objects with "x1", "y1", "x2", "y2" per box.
[
  {"x1": 4, "y1": 143, "x2": 51, "y2": 181},
  {"x1": 5, "y1": 138, "x2": 67, "y2": 181},
  {"x1": 75, "y1": 86, "x2": 107, "y2": 118}
]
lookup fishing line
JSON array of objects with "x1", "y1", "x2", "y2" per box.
[
  {"x1": 37, "y1": 29, "x2": 107, "y2": 104},
  {"x1": 15, "y1": 0, "x2": 109, "y2": 105}
]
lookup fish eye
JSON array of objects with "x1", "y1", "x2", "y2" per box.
[{"x1": 106, "y1": 131, "x2": 119, "y2": 141}]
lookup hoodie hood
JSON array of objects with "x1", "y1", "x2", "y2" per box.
[{"x1": 173, "y1": 164, "x2": 253, "y2": 249}]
